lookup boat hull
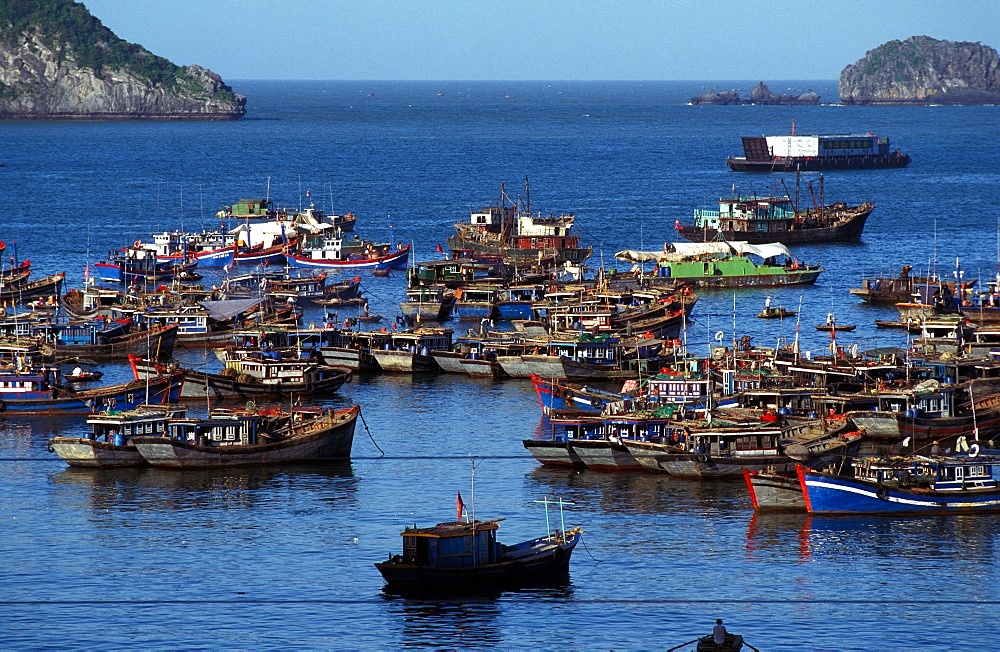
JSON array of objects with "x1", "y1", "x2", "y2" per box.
[
  {"x1": 522, "y1": 439, "x2": 584, "y2": 468},
  {"x1": 727, "y1": 153, "x2": 911, "y2": 172},
  {"x1": 131, "y1": 406, "x2": 358, "y2": 468},
  {"x1": 797, "y1": 465, "x2": 1000, "y2": 514},
  {"x1": 285, "y1": 245, "x2": 410, "y2": 270},
  {"x1": 0, "y1": 373, "x2": 183, "y2": 416},
  {"x1": 47, "y1": 439, "x2": 147, "y2": 468},
  {"x1": 53, "y1": 324, "x2": 179, "y2": 362},
  {"x1": 375, "y1": 531, "x2": 579, "y2": 592},
  {"x1": 743, "y1": 470, "x2": 806, "y2": 511},
  {"x1": 676, "y1": 208, "x2": 871, "y2": 245}
]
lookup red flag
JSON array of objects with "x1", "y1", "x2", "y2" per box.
[
  {"x1": 436, "y1": 243, "x2": 443, "y2": 253},
  {"x1": 456, "y1": 492, "x2": 465, "y2": 522}
]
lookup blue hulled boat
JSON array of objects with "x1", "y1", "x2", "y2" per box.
[
  {"x1": 0, "y1": 366, "x2": 185, "y2": 416},
  {"x1": 796, "y1": 456, "x2": 1000, "y2": 514}
]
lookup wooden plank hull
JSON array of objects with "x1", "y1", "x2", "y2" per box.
[{"x1": 131, "y1": 406, "x2": 358, "y2": 468}]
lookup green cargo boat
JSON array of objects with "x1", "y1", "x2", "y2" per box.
[{"x1": 615, "y1": 241, "x2": 822, "y2": 288}]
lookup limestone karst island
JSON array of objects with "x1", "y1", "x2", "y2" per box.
[{"x1": 0, "y1": 0, "x2": 245, "y2": 119}]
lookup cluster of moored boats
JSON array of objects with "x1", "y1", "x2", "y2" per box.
[{"x1": 5, "y1": 153, "x2": 998, "y2": 614}]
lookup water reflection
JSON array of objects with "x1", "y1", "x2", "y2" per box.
[
  {"x1": 52, "y1": 462, "x2": 359, "y2": 514},
  {"x1": 381, "y1": 596, "x2": 503, "y2": 648},
  {"x1": 525, "y1": 466, "x2": 751, "y2": 515}
]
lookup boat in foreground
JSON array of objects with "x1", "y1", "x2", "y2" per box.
[
  {"x1": 49, "y1": 405, "x2": 187, "y2": 468},
  {"x1": 796, "y1": 456, "x2": 1000, "y2": 514},
  {"x1": 375, "y1": 497, "x2": 582, "y2": 593},
  {"x1": 131, "y1": 404, "x2": 359, "y2": 468}
]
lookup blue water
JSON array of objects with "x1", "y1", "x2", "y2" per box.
[{"x1": 2, "y1": 81, "x2": 999, "y2": 649}]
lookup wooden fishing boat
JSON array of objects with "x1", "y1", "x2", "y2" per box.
[
  {"x1": 677, "y1": 175, "x2": 874, "y2": 245},
  {"x1": 815, "y1": 323, "x2": 856, "y2": 332},
  {"x1": 796, "y1": 456, "x2": 1000, "y2": 514},
  {"x1": 446, "y1": 179, "x2": 593, "y2": 265},
  {"x1": 52, "y1": 323, "x2": 178, "y2": 362},
  {"x1": 0, "y1": 366, "x2": 185, "y2": 416},
  {"x1": 375, "y1": 496, "x2": 582, "y2": 593},
  {"x1": 743, "y1": 469, "x2": 805, "y2": 511},
  {"x1": 63, "y1": 368, "x2": 103, "y2": 383},
  {"x1": 0, "y1": 260, "x2": 31, "y2": 285},
  {"x1": 131, "y1": 404, "x2": 359, "y2": 468},
  {"x1": 756, "y1": 307, "x2": 795, "y2": 319},
  {"x1": 129, "y1": 353, "x2": 351, "y2": 399},
  {"x1": 0, "y1": 272, "x2": 65, "y2": 305},
  {"x1": 49, "y1": 405, "x2": 187, "y2": 468}
]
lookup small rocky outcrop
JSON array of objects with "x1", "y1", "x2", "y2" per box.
[
  {"x1": 0, "y1": 0, "x2": 245, "y2": 119},
  {"x1": 690, "y1": 83, "x2": 820, "y2": 105},
  {"x1": 839, "y1": 36, "x2": 1000, "y2": 105}
]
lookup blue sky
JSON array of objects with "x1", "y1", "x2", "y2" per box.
[{"x1": 81, "y1": 0, "x2": 999, "y2": 81}]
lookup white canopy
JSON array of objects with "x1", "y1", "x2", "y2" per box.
[{"x1": 614, "y1": 241, "x2": 793, "y2": 264}]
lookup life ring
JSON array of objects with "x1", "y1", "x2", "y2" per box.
[
  {"x1": 697, "y1": 454, "x2": 709, "y2": 463},
  {"x1": 563, "y1": 389, "x2": 574, "y2": 402},
  {"x1": 714, "y1": 330, "x2": 724, "y2": 342},
  {"x1": 875, "y1": 485, "x2": 889, "y2": 500},
  {"x1": 969, "y1": 443, "x2": 980, "y2": 458},
  {"x1": 133, "y1": 240, "x2": 141, "y2": 248}
]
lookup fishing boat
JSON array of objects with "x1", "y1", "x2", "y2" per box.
[
  {"x1": 285, "y1": 227, "x2": 410, "y2": 270},
  {"x1": 0, "y1": 272, "x2": 65, "y2": 305},
  {"x1": 668, "y1": 621, "x2": 757, "y2": 652},
  {"x1": 530, "y1": 373, "x2": 626, "y2": 415},
  {"x1": 446, "y1": 179, "x2": 593, "y2": 265},
  {"x1": 129, "y1": 353, "x2": 350, "y2": 400},
  {"x1": 677, "y1": 175, "x2": 874, "y2": 245},
  {"x1": 726, "y1": 124, "x2": 910, "y2": 172},
  {"x1": 370, "y1": 328, "x2": 454, "y2": 373},
  {"x1": 0, "y1": 365, "x2": 184, "y2": 416},
  {"x1": 399, "y1": 285, "x2": 455, "y2": 323},
  {"x1": 742, "y1": 469, "x2": 806, "y2": 511},
  {"x1": 615, "y1": 241, "x2": 822, "y2": 288},
  {"x1": 757, "y1": 306, "x2": 795, "y2": 319},
  {"x1": 815, "y1": 322, "x2": 856, "y2": 332},
  {"x1": 0, "y1": 259, "x2": 32, "y2": 285},
  {"x1": 63, "y1": 367, "x2": 103, "y2": 383},
  {"x1": 52, "y1": 323, "x2": 179, "y2": 362},
  {"x1": 48, "y1": 405, "x2": 187, "y2": 468},
  {"x1": 130, "y1": 404, "x2": 360, "y2": 468},
  {"x1": 848, "y1": 265, "x2": 969, "y2": 305},
  {"x1": 374, "y1": 494, "x2": 582, "y2": 593},
  {"x1": 796, "y1": 456, "x2": 1000, "y2": 514}
]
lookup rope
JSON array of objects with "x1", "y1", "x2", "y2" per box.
[
  {"x1": 359, "y1": 408, "x2": 383, "y2": 456},
  {"x1": 578, "y1": 532, "x2": 604, "y2": 565}
]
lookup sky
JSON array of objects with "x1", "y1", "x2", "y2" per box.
[{"x1": 80, "y1": 0, "x2": 1000, "y2": 81}]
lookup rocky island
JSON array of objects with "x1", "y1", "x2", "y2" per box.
[
  {"x1": 840, "y1": 36, "x2": 1000, "y2": 105},
  {"x1": 0, "y1": 0, "x2": 245, "y2": 119},
  {"x1": 690, "y1": 82, "x2": 820, "y2": 106}
]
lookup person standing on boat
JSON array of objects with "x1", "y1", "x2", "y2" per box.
[
  {"x1": 713, "y1": 619, "x2": 727, "y2": 645},
  {"x1": 764, "y1": 296, "x2": 772, "y2": 312}
]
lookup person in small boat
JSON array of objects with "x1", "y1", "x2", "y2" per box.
[
  {"x1": 826, "y1": 313, "x2": 835, "y2": 326},
  {"x1": 764, "y1": 296, "x2": 771, "y2": 312},
  {"x1": 713, "y1": 619, "x2": 727, "y2": 645}
]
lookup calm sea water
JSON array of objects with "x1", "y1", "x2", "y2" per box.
[{"x1": 1, "y1": 81, "x2": 999, "y2": 649}]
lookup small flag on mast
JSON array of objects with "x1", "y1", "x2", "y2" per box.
[{"x1": 456, "y1": 492, "x2": 465, "y2": 522}]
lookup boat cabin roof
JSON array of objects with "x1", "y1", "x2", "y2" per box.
[{"x1": 402, "y1": 518, "x2": 502, "y2": 538}]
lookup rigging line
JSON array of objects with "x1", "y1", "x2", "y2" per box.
[
  {"x1": 1, "y1": 597, "x2": 995, "y2": 606},
  {"x1": 0, "y1": 455, "x2": 538, "y2": 463},
  {"x1": 358, "y1": 407, "x2": 384, "y2": 456}
]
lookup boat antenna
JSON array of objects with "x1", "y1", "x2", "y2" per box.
[{"x1": 266, "y1": 176, "x2": 271, "y2": 203}]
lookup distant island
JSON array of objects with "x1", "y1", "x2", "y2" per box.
[
  {"x1": 0, "y1": 0, "x2": 245, "y2": 119},
  {"x1": 840, "y1": 36, "x2": 1000, "y2": 105},
  {"x1": 690, "y1": 82, "x2": 820, "y2": 105}
]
